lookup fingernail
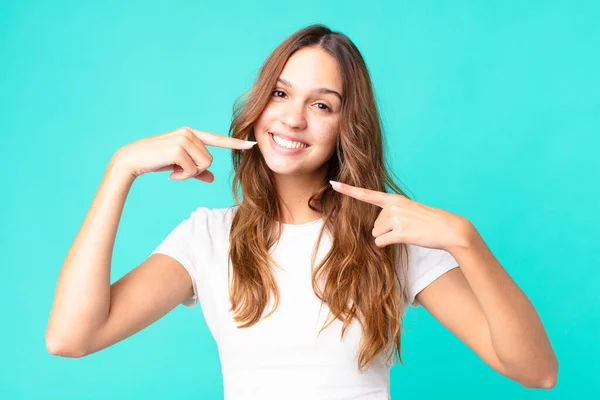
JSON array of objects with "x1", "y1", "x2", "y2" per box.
[{"x1": 330, "y1": 180, "x2": 341, "y2": 189}]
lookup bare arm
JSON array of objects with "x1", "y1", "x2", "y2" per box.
[
  {"x1": 45, "y1": 127, "x2": 256, "y2": 357},
  {"x1": 45, "y1": 154, "x2": 194, "y2": 357},
  {"x1": 82, "y1": 253, "x2": 194, "y2": 357}
]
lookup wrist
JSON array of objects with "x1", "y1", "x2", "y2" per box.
[
  {"x1": 107, "y1": 151, "x2": 136, "y2": 184},
  {"x1": 447, "y1": 217, "x2": 478, "y2": 254}
]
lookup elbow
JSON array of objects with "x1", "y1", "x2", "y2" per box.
[
  {"x1": 538, "y1": 357, "x2": 559, "y2": 389},
  {"x1": 45, "y1": 332, "x2": 87, "y2": 358},
  {"x1": 540, "y1": 372, "x2": 558, "y2": 389},
  {"x1": 519, "y1": 360, "x2": 559, "y2": 389},
  {"x1": 521, "y1": 373, "x2": 557, "y2": 389}
]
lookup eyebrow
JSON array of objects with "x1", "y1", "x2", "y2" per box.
[{"x1": 277, "y1": 77, "x2": 343, "y2": 102}]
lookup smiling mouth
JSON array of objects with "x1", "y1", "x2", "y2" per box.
[{"x1": 269, "y1": 132, "x2": 310, "y2": 149}]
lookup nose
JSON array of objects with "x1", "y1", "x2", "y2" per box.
[{"x1": 280, "y1": 99, "x2": 307, "y2": 130}]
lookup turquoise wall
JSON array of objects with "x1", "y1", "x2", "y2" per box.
[{"x1": 1, "y1": 0, "x2": 597, "y2": 398}]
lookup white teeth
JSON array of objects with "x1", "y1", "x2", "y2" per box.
[{"x1": 272, "y1": 134, "x2": 308, "y2": 149}]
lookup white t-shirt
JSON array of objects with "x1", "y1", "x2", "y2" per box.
[{"x1": 151, "y1": 205, "x2": 459, "y2": 400}]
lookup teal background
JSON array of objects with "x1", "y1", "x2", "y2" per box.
[{"x1": 1, "y1": 0, "x2": 597, "y2": 398}]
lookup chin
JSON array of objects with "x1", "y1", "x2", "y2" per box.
[{"x1": 264, "y1": 161, "x2": 304, "y2": 176}]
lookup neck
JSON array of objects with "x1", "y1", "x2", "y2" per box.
[{"x1": 273, "y1": 169, "x2": 326, "y2": 225}]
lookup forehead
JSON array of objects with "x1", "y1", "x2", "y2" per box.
[{"x1": 280, "y1": 47, "x2": 343, "y2": 94}]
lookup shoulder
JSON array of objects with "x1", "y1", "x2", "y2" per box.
[
  {"x1": 182, "y1": 205, "x2": 238, "y2": 235},
  {"x1": 154, "y1": 205, "x2": 237, "y2": 256},
  {"x1": 406, "y1": 243, "x2": 455, "y2": 265},
  {"x1": 402, "y1": 244, "x2": 459, "y2": 307},
  {"x1": 187, "y1": 204, "x2": 237, "y2": 223}
]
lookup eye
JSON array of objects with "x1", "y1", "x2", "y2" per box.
[
  {"x1": 315, "y1": 103, "x2": 331, "y2": 112},
  {"x1": 271, "y1": 89, "x2": 332, "y2": 113}
]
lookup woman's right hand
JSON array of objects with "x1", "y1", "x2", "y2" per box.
[{"x1": 110, "y1": 126, "x2": 257, "y2": 182}]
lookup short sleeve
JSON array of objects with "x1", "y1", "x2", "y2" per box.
[
  {"x1": 404, "y1": 244, "x2": 459, "y2": 308},
  {"x1": 150, "y1": 209, "x2": 206, "y2": 308}
]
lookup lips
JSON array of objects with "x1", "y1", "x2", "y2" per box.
[{"x1": 269, "y1": 131, "x2": 310, "y2": 146}]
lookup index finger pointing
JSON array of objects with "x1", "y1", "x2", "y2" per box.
[
  {"x1": 330, "y1": 181, "x2": 393, "y2": 208},
  {"x1": 186, "y1": 127, "x2": 257, "y2": 150}
]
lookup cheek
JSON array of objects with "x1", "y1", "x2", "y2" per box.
[
  {"x1": 254, "y1": 106, "x2": 275, "y2": 133},
  {"x1": 313, "y1": 121, "x2": 339, "y2": 147},
  {"x1": 258, "y1": 104, "x2": 281, "y2": 124}
]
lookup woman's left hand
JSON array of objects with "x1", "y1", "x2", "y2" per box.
[{"x1": 329, "y1": 180, "x2": 473, "y2": 252}]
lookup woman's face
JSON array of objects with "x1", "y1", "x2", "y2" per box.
[{"x1": 254, "y1": 46, "x2": 343, "y2": 177}]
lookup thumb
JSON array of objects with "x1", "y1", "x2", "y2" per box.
[{"x1": 192, "y1": 170, "x2": 214, "y2": 183}]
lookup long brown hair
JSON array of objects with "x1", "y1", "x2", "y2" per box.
[{"x1": 227, "y1": 24, "x2": 413, "y2": 372}]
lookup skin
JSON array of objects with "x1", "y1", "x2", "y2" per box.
[
  {"x1": 330, "y1": 181, "x2": 558, "y2": 387},
  {"x1": 253, "y1": 47, "x2": 558, "y2": 386},
  {"x1": 45, "y1": 39, "x2": 557, "y2": 387},
  {"x1": 254, "y1": 46, "x2": 343, "y2": 225}
]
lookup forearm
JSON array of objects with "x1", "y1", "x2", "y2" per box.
[
  {"x1": 449, "y1": 222, "x2": 558, "y2": 387},
  {"x1": 46, "y1": 155, "x2": 135, "y2": 354}
]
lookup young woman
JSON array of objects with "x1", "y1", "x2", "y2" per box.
[{"x1": 46, "y1": 24, "x2": 558, "y2": 398}]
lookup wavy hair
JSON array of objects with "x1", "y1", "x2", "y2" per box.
[{"x1": 227, "y1": 24, "x2": 413, "y2": 372}]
